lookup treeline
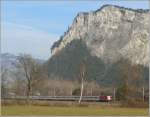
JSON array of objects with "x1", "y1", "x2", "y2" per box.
[
  {"x1": 1, "y1": 51, "x2": 149, "y2": 106},
  {"x1": 1, "y1": 54, "x2": 111, "y2": 98},
  {"x1": 46, "y1": 39, "x2": 149, "y2": 105}
]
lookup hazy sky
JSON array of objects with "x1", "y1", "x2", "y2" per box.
[{"x1": 1, "y1": 0, "x2": 149, "y2": 60}]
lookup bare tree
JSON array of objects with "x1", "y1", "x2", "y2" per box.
[
  {"x1": 78, "y1": 61, "x2": 86, "y2": 104},
  {"x1": 86, "y1": 81, "x2": 100, "y2": 96},
  {"x1": 1, "y1": 66, "x2": 8, "y2": 97},
  {"x1": 17, "y1": 54, "x2": 40, "y2": 98},
  {"x1": 12, "y1": 77, "x2": 26, "y2": 96}
]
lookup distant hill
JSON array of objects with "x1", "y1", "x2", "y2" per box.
[
  {"x1": 1, "y1": 53, "x2": 18, "y2": 69},
  {"x1": 1, "y1": 53, "x2": 45, "y2": 69}
]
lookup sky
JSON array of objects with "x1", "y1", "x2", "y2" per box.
[{"x1": 1, "y1": 0, "x2": 149, "y2": 60}]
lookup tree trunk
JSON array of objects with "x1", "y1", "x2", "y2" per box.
[
  {"x1": 78, "y1": 60, "x2": 86, "y2": 104},
  {"x1": 79, "y1": 77, "x2": 84, "y2": 104},
  {"x1": 26, "y1": 79, "x2": 32, "y2": 104}
]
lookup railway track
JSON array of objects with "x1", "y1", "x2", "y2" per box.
[{"x1": 2, "y1": 96, "x2": 111, "y2": 102}]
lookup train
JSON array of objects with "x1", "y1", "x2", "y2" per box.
[
  {"x1": 99, "y1": 95, "x2": 112, "y2": 102},
  {"x1": 3, "y1": 95, "x2": 112, "y2": 102}
]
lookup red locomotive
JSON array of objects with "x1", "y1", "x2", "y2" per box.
[{"x1": 99, "y1": 95, "x2": 112, "y2": 101}]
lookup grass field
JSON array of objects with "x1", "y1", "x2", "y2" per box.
[{"x1": 1, "y1": 105, "x2": 149, "y2": 116}]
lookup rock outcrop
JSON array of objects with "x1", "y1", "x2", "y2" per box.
[{"x1": 51, "y1": 5, "x2": 149, "y2": 66}]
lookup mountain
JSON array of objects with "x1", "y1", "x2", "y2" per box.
[
  {"x1": 47, "y1": 5, "x2": 149, "y2": 86},
  {"x1": 1, "y1": 53, "x2": 45, "y2": 69},
  {"x1": 51, "y1": 5, "x2": 149, "y2": 66},
  {"x1": 0, "y1": 53, "x2": 18, "y2": 69}
]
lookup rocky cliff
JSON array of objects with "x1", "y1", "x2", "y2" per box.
[
  {"x1": 47, "y1": 5, "x2": 149, "y2": 86},
  {"x1": 51, "y1": 5, "x2": 149, "y2": 66}
]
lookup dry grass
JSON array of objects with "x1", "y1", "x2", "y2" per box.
[
  {"x1": 1, "y1": 105, "x2": 148, "y2": 116},
  {"x1": 1, "y1": 100, "x2": 149, "y2": 116}
]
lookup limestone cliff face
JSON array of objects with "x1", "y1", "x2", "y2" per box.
[{"x1": 51, "y1": 5, "x2": 149, "y2": 66}]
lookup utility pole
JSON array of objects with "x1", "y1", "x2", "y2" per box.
[
  {"x1": 113, "y1": 88, "x2": 116, "y2": 102},
  {"x1": 90, "y1": 87, "x2": 92, "y2": 96},
  {"x1": 142, "y1": 87, "x2": 145, "y2": 102},
  {"x1": 53, "y1": 87, "x2": 56, "y2": 96},
  {"x1": 70, "y1": 87, "x2": 72, "y2": 96}
]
